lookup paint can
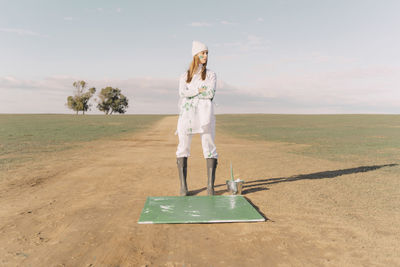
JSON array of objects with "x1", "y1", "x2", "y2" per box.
[{"x1": 226, "y1": 179, "x2": 244, "y2": 195}]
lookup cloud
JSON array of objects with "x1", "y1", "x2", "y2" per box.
[
  {"x1": 192, "y1": 19, "x2": 237, "y2": 27},
  {"x1": 277, "y1": 52, "x2": 356, "y2": 65},
  {"x1": 0, "y1": 76, "x2": 179, "y2": 114},
  {"x1": 256, "y1": 17, "x2": 264, "y2": 22},
  {"x1": 0, "y1": 75, "x2": 273, "y2": 114},
  {"x1": 189, "y1": 22, "x2": 212, "y2": 27},
  {"x1": 0, "y1": 28, "x2": 46, "y2": 37},
  {"x1": 219, "y1": 20, "x2": 237, "y2": 25},
  {"x1": 85, "y1": 7, "x2": 122, "y2": 14},
  {"x1": 245, "y1": 34, "x2": 270, "y2": 50},
  {"x1": 1, "y1": 68, "x2": 399, "y2": 114},
  {"x1": 239, "y1": 66, "x2": 400, "y2": 112},
  {"x1": 214, "y1": 34, "x2": 270, "y2": 53},
  {"x1": 63, "y1": 17, "x2": 77, "y2": 21}
]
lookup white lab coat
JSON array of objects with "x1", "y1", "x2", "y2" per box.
[{"x1": 175, "y1": 64, "x2": 217, "y2": 136}]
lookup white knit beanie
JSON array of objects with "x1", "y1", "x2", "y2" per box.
[{"x1": 192, "y1": 40, "x2": 208, "y2": 57}]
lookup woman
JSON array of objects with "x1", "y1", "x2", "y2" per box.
[{"x1": 175, "y1": 40, "x2": 218, "y2": 196}]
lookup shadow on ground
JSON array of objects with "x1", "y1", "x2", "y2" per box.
[{"x1": 189, "y1": 163, "x2": 398, "y2": 196}]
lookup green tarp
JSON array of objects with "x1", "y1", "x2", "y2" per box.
[{"x1": 138, "y1": 195, "x2": 265, "y2": 224}]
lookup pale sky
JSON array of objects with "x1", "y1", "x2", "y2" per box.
[{"x1": 1, "y1": 0, "x2": 399, "y2": 114}]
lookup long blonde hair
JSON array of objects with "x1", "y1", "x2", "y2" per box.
[{"x1": 186, "y1": 54, "x2": 207, "y2": 83}]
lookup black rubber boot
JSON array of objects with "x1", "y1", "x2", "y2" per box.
[
  {"x1": 206, "y1": 158, "x2": 218, "y2": 195},
  {"x1": 177, "y1": 157, "x2": 188, "y2": 196}
]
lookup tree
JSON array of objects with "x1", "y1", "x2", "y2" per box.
[
  {"x1": 66, "y1": 80, "x2": 96, "y2": 115},
  {"x1": 97, "y1": 86, "x2": 129, "y2": 114}
]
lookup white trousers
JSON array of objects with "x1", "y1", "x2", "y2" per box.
[{"x1": 176, "y1": 130, "x2": 218, "y2": 158}]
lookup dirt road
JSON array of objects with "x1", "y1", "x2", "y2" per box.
[{"x1": 1, "y1": 116, "x2": 399, "y2": 266}]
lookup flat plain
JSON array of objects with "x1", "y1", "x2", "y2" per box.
[{"x1": 0, "y1": 114, "x2": 399, "y2": 266}]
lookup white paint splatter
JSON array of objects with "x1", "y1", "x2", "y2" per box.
[{"x1": 160, "y1": 205, "x2": 174, "y2": 213}]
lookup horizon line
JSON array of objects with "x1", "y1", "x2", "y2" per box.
[{"x1": 1, "y1": 113, "x2": 399, "y2": 116}]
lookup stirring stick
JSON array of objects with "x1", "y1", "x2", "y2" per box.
[{"x1": 230, "y1": 161, "x2": 234, "y2": 181}]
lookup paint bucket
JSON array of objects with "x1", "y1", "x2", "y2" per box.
[{"x1": 226, "y1": 179, "x2": 244, "y2": 195}]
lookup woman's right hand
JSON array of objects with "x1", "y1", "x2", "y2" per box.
[{"x1": 198, "y1": 86, "x2": 207, "y2": 93}]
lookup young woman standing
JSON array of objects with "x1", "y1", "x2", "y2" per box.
[{"x1": 175, "y1": 40, "x2": 218, "y2": 196}]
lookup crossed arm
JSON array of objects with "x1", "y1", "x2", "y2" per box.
[
  {"x1": 198, "y1": 71, "x2": 216, "y2": 100},
  {"x1": 178, "y1": 72, "x2": 217, "y2": 100}
]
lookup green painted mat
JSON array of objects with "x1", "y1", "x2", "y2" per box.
[{"x1": 138, "y1": 196, "x2": 265, "y2": 224}]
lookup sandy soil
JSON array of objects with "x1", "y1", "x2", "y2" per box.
[{"x1": 0, "y1": 116, "x2": 399, "y2": 266}]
